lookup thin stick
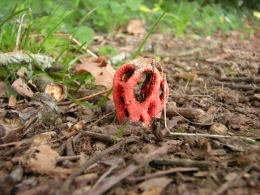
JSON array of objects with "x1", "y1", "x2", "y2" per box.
[
  {"x1": 214, "y1": 80, "x2": 260, "y2": 92},
  {"x1": 218, "y1": 76, "x2": 260, "y2": 83},
  {"x1": 82, "y1": 130, "x2": 118, "y2": 144},
  {"x1": 15, "y1": 14, "x2": 26, "y2": 51},
  {"x1": 168, "y1": 132, "x2": 256, "y2": 142},
  {"x1": 91, "y1": 111, "x2": 114, "y2": 126},
  {"x1": 126, "y1": 167, "x2": 198, "y2": 183},
  {"x1": 56, "y1": 155, "x2": 81, "y2": 162},
  {"x1": 164, "y1": 74, "x2": 170, "y2": 133},
  {"x1": 213, "y1": 164, "x2": 254, "y2": 195},
  {"x1": 58, "y1": 89, "x2": 109, "y2": 106},
  {"x1": 88, "y1": 143, "x2": 171, "y2": 195},
  {"x1": 91, "y1": 164, "x2": 118, "y2": 189},
  {"x1": 60, "y1": 136, "x2": 139, "y2": 193}
]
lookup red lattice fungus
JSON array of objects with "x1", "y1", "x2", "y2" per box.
[{"x1": 113, "y1": 59, "x2": 169, "y2": 125}]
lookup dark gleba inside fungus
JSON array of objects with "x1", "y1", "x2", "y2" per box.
[{"x1": 113, "y1": 58, "x2": 169, "y2": 125}]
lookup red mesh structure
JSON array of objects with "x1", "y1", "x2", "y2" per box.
[{"x1": 113, "y1": 59, "x2": 169, "y2": 125}]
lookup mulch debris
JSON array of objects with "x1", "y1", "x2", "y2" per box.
[{"x1": 0, "y1": 30, "x2": 260, "y2": 195}]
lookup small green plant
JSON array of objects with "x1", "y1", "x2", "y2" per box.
[
  {"x1": 247, "y1": 129, "x2": 260, "y2": 136},
  {"x1": 98, "y1": 45, "x2": 118, "y2": 56}
]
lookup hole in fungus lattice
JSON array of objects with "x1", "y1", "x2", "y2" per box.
[
  {"x1": 121, "y1": 69, "x2": 134, "y2": 82},
  {"x1": 134, "y1": 71, "x2": 154, "y2": 103}
]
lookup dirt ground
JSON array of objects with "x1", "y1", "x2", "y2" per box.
[{"x1": 0, "y1": 29, "x2": 260, "y2": 195}]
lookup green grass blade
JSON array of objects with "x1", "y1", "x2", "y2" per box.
[
  {"x1": 67, "y1": 93, "x2": 98, "y2": 108},
  {"x1": 132, "y1": 11, "x2": 166, "y2": 59},
  {"x1": 67, "y1": 88, "x2": 112, "y2": 108},
  {"x1": 114, "y1": 123, "x2": 127, "y2": 144},
  {"x1": 97, "y1": 88, "x2": 112, "y2": 107}
]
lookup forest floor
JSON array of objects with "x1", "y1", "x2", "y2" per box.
[{"x1": 0, "y1": 28, "x2": 260, "y2": 195}]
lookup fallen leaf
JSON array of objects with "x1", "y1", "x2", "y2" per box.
[
  {"x1": 32, "y1": 131, "x2": 56, "y2": 145},
  {"x1": 8, "y1": 95, "x2": 16, "y2": 107},
  {"x1": 22, "y1": 144, "x2": 73, "y2": 177},
  {"x1": 141, "y1": 187, "x2": 159, "y2": 195},
  {"x1": 11, "y1": 78, "x2": 34, "y2": 97},
  {"x1": 75, "y1": 56, "x2": 115, "y2": 98},
  {"x1": 127, "y1": 19, "x2": 147, "y2": 35},
  {"x1": 138, "y1": 177, "x2": 172, "y2": 194}
]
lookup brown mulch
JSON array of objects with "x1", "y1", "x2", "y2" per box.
[{"x1": 0, "y1": 30, "x2": 260, "y2": 195}]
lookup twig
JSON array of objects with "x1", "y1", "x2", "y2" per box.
[
  {"x1": 56, "y1": 155, "x2": 81, "y2": 162},
  {"x1": 125, "y1": 167, "x2": 198, "y2": 183},
  {"x1": 0, "y1": 138, "x2": 32, "y2": 148},
  {"x1": 152, "y1": 158, "x2": 211, "y2": 169},
  {"x1": 168, "y1": 132, "x2": 256, "y2": 142},
  {"x1": 164, "y1": 74, "x2": 170, "y2": 133},
  {"x1": 0, "y1": 52, "x2": 54, "y2": 69},
  {"x1": 213, "y1": 80, "x2": 260, "y2": 92},
  {"x1": 87, "y1": 143, "x2": 171, "y2": 195},
  {"x1": 58, "y1": 89, "x2": 109, "y2": 106},
  {"x1": 91, "y1": 111, "x2": 114, "y2": 126},
  {"x1": 15, "y1": 14, "x2": 26, "y2": 51},
  {"x1": 213, "y1": 164, "x2": 254, "y2": 195},
  {"x1": 60, "y1": 136, "x2": 139, "y2": 193},
  {"x1": 218, "y1": 77, "x2": 260, "y2": 83},
  {"x1": 82, "y1": 131, "x2": 118, "y2": 144},
  {"x1": 92, "y1": 162, "x2": 120, "y2": 189}
]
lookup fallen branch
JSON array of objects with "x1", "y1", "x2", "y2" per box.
[
  {"x1": 213, "y1": 164, "x2": 254, "y2": 195},
  {"x1": 152, "y1": 158, "x2": 211, "y2": 169},
  {"x1": 60, "y1": 136, "x2": 139, "y2": 193},
  {"x1": 87, "y1": 143, "x2": 171, "y2": 195},
  {"x1": 58, "y1": 89, "x2": 109, "y2": 106},
  {"x1": 82, "y1": 131, "x2": 118, "y2": 144},
  {"x1": 168, "y1": 132, "x2": 256, "y2": 143},
  {"x1": 56, "y1": 155, "x2": 81, "y2": 162},
  {"x1": 0, "y1": 52, "x2": 54, "y2": 69},
  {"x1": 218, "y1": 77, "x2": 260, "y2": 84},
  {"x1": 213, "y1": 80, "x2": 260, "y2": 92},
  {"x1": 125, "y1": 167, "x2": 198, "y2": 183}
]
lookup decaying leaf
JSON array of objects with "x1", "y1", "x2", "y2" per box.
[
  {"x1": 22, "y1": 144, "x2": 73, "y2": 177},
  {"x1": 138, "y1": 177, "x2": 172, "y2": 194},
  {"x1": 8, "y1": 95, "x2": 16, "y2": 107},
  {"x1": 127, "y1": 19, "x2": 147, "y2": 35},
  {"x1": 11, "y1": 78, "x2": 34, "y2": 98},
  {"x1": 32, "y1": 131, "x2": 56, "y2": 145},
  {"x1": 75, "y1": 56, "x2": 115, "y2": 93}
]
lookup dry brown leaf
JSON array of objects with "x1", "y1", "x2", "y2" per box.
[
  {"x1": 11, "y1": 78, "x2": 34, "y2": 97},
  {"x1": 22, "y1": 144, "x2": 73, "y2": 177},
  {"x1": 32, "y1": 131, "x2": 56, "y2": 145},
  {"x1": 75, "y1": 56, "x2": 115, "y2": 93},
  {"x1": 141, "y1": 187, "x2": 159, "y2": 195},
  {"x1": 138, "y1": 177, "x2": 172, "y2": 194},
  {"x1": 8, "y1": 95, "x2": 16, "y2": 107},
  {"x1": 127, "y1": 19, "x2": 147, "y2": 35}
]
